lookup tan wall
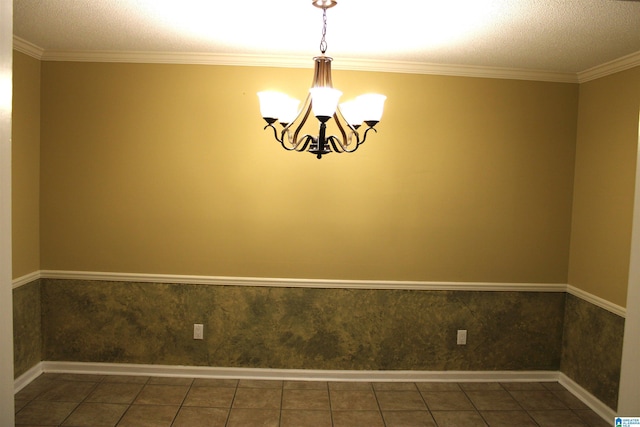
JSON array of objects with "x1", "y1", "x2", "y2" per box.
[
  {"x1": 569, "y1": 67, "x2": 640, "y2": 307},
  {"x1": 12, "y1": 51, "x2": 40, "y2": 279},
  {"x1": 38, "y1": 61, "x2": 579, "y2": 283}
]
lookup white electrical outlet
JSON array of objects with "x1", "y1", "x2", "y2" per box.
[
  {"x1": 193, "y1": 323, "x2": 204, "y2": 340},
  {"x1": 457, "y1": 329, "x2": 467, "y2": 345}
]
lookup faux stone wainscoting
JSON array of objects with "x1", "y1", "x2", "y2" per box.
[
  {"x1": 561, "y1": 293, "x2": 624, "y2": 410},
  {"x1": 41, "y1": 279, "x2": 565, "y2": 371},
  {"x1": 13, "y1": 279, "x2": 42, "y2": 378}
]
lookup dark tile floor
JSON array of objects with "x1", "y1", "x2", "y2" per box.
[{"x1": 14, "y1": 373, "x2": 612, "y2": 426}]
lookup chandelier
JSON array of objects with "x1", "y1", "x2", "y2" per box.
[{"x1": 257, "y1": 0, "x2": 386, "y2": 159}]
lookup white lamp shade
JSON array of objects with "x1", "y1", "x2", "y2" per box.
[
  {"x1": 356, "y1": 93, "x2": 387, "y2": 122},
  {"x1": 338, "y1": 100, "x2": 364, "y2": 126},
  {"x1": 309, "y1": 87, "x2": 342, "y2": 118},
  {"x1": 257, "y1": 91, "x2": 286, "y2": 119},
  {"x1": 279, "y1": 96, "x2": 301, "y2": 124}
]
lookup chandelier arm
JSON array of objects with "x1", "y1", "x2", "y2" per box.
[
  {"x1": 271, "y1": 95, "x2": 312, "y2": 151},
  {"x1": 262, "y1": 122, "x2": 318, "y2": 153},
  {"x1": 277, "y1": 133, "x2": 298, "y2": 151},
  {"x1": 359, "y1": 126, "x2": 378, "y2": 145},
  {"x1": 296, "y1": 135, "x2": 315, "y2": 153},
  {"x1": 360, "y1": 127, "x2": 378, "y2": 144},
  {"x1": 330, "y1": 134, "x2": 358, "y2": 153},
  {"x1": 332, "y1": 112, "x2": 357, "y2": 150},
  {"x1": 263, "y1": 123, "x2": 284, "y2": 144},
  {"x1": 327, "y1": 135, "x2": 346, "y2": 154},
  {"x1": 274, "y1": 134, "x2": 313, "y2": 152},
  {"x1": 327, "y1": 127, "x2": 378, "y2": 153},
  {"x1": 288, "y1": 96, "x2": 313, "y2": 146}
]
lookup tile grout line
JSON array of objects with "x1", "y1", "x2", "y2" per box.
[
  {"x1": 169, "y1": 378, "x2": 194, "y2": 427},
  {"x1": 53, "y1": 376, "x2": 99, "y2": 427},
  {"x1": 53, "y1": 374, "x2": 108, "y2": 426},
  {"x1": 326, "y1": 381, "x2": 335, "y2": 427},
  {"x1": 548, "y1": 387, "x2": 594, "y2": 425},
  {"x1": 14, "y1": 374, "x2": 42, "y2": 423},
  {"x1": 223, "y1": 380, "x2": 239, "y2": 427},
  {"x1": 503, "y1": 386, "x2": 538, "y2": 425},
  {"x1": 14, "y1": 374, "x2": 46, "y2": 417},
  {"x1": 415, "y1": 381, "x2": 438, "y2": 426},
  {"x1": 505, "y1": 383, "x2": 591, "y2": 426},
  {"x1": 278, "y1": 380, "x2": 284, "y2": 427},
  {"x1": 119, "y1": 375, "x2": 151, "y2": 426},
  {"x1": 371, "y1": 382, "x2": 387, "y2": 427},
  {"x1": 460, "y1": 382, "x2": 491, "y2": 427}
]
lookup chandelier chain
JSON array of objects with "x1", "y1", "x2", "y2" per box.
[{"x1": 320, "y1": 8, "x2": 328, "y2": 54}]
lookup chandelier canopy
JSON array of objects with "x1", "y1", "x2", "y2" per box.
[{"x1": 257, "y1": 1, "x2": 386, "y2": 159}]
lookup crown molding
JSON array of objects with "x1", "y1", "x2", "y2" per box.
[
  {"x1": 333, "y1": 59, "x2": 578, "y2": 83},
  {"x1": 12, "y1": 36, "x2": 44, "y2": 59},
  {"x1": 42, "y1": 49, "x2": 312, "y2": 69},
  {"x1": 577, "y1": 50, "x2": 640, "y2": 83},
  {"x1": 14, "y1": 36, "x2": 639, "y2": 83},
  {"x1": 38, "y1": 49, "x2": 579, "y2": 83},
  {"x1": 13, "y1": 36, "x2": 577, "y2": 83}
]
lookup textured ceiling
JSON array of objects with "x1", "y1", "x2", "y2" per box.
[{"x1": 12, "y1": 0, "x2": 640, "y2": 75}]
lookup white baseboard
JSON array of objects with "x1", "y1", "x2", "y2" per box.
[
  {"x1": 39, "y1": 361, "x2": 560, "y2": 383},
  {"x1": 559, "y1": 372, "x2": 617, "y2": 423},
  {"x1": 13, "y1": 363, "x2": 44, "y2": 393}
]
